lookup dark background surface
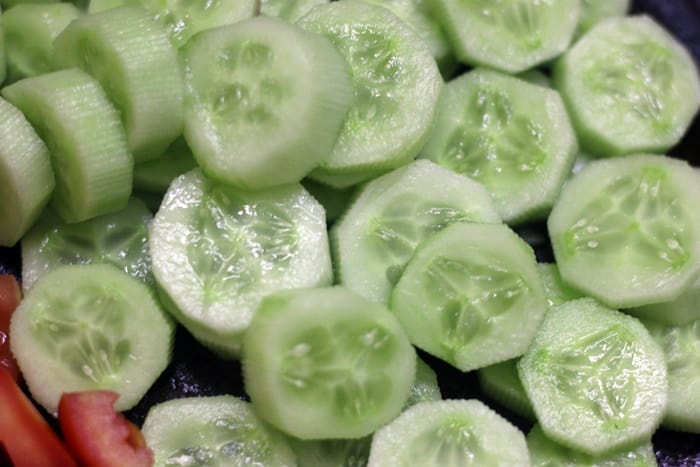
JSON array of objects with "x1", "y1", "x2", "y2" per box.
[{"x1": 1, "y1": 0, "x2": 700, "y2": 465}]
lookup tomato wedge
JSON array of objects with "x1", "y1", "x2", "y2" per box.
[
  {"x1": 0, "y1": 275, "x2": 21, "y2": 382},
  {"x1": 0, "y1": 367, "x2": 77, "y2": 467},
  {"x1": 58, "y1": 390, "x2": 154, "y2": 467}
]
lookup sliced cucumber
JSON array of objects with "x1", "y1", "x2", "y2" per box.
[
  {"x1": 243, "y1": 286, "x2": 416, "y2": 439},
  {"x1": 548, "y1": 155, "x2": 700, "y2": 309},
  {"x1": 518, "y1": 298, "x2": 667, "y2": 456},
  {"x1": 9, "y1": 264, "x2": 174, "y2": 414},
  {"x1": 301, "y1": 179, "x2": 355, "y2": 224},
  {"x1": 150, "y1": 169, "x2": 332, "y2": 357},
  {"x1": 181, "y1": 16, "x2": 353, "y2": 190},
  {"x1": 420, "y1": 68, "x2": 578, "y2": 224},
  {"x1": 538, "y1": 263, "x2": 584, "y2": 308},
  {"x1": 630, "y1": 274, "x2": 700, "y2": 326},
  {"x1": 427, "y1": 0, "x2": 579, "y2": 73},
  {"x1": 21, "y1": 198, "x2": 153, "y2": 292},
  {"x1": 333, "y1": 159, "x2": 500, "y2": 306},
  {"x1": 478, "y1": 359, "x2": 534, "y2": 420},
  {"x1": 405, "y1": 356, "x2": 441, "y2": 408},
  {"x1": 554, "y1": 15, "x2": 700, "y2": 157},
  {"x1": 298, "y1": 1, "x2": 443, "y2": 188},
  {"x1": 132, "y1": 137, "x2": 197, "y2": 195},
  {"x1": 142, "y1": 395, "x2": 296, "y2": 467},
  {"x1": 0, "y1": 96, "x2": 54, "y2": 247},
  {"x1": 54, "y1": 6, "x2": 183, "y2": 162},
  {"x1": 287, "y1": 436, "x2": 372, "y2": 467},
  {"x1": 88, "y1": 0, "x2": 138, "y2": 13},
  {"x1": 2, "y1": 69, "x2": 133, "y2": 224},
  {"x1": 577, "y1": 0, "x2": 630, "y2": 37},
  {"x1": 261, "y1": 0, "x2": 327, "y2": 23},
  {"x1": 368, "y1": 399, "x2": 530, "y2": 466}
]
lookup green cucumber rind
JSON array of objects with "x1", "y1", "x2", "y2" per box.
[{"x1": 477, "y1": 359, "x2": 535, "y2": 420}]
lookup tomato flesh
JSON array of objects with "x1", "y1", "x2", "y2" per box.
[{"x1": 0, "y1": 275, "x2": 21, "y2": 382}]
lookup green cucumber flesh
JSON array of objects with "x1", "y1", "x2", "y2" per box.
[
  {"x1": 630, "y1": 274, "x2": 700, "y2": 325},
  {"x1": 577, "y1": 0, "x2": 630, "y2": 37},
  {"x1": 538, "y1": 263, "x2": 584, "y2": 308},
  {"x1": 261, "y1": 0, "x2": 327, "y2": 23},
  {"x1": 132, "y1": 137, "x2": 197, "y2": 195},
  {"x1": 478, "y1": 358, "x2": 535, "y2": 420}
]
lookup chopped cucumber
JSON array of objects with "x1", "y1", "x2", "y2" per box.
[
  {"x1": 9, "y1": 264, "x2": 174, "y2": 414},
  {"x1": 261, "y1": 0, "x2": 327, "y2": 23},
  {"x1": 181, "y1": 16, "x2": 353, "y2": 190},
  {"x1": 301, "y1": 179, "x2": 355, "y2": 224},
  {"x1": 538, "y1": 263, "x2": 584, "y2": 308},
  {"x1": 88, "y1": 0, "x2": 138, "y2": 13},
  {"x1": 478, "y1": 359, "x2": 534, "y2": 420},
  {"x1": 242, "y1": 286, "x2": 416, "y2": 439},
  {"x1": 132, "y1": 137, "x2": 197, "y2": 195},
  {"x1": 518, "y1": 298, "x2": 667, "y2": 456},
  {"x1": 630, "y1": 274, "x2": 700, "y2": 325},
  {"x1": 405, "y1": 356, "x2": 441, "y2": 408},
  {"x1": 577, "y1": 0, "x2": 630, "y2": 37}
]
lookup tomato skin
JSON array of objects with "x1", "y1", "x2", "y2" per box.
[
  {"x1": 0, "y1": 367, "x2": 78, "y2": 467},
  {"x1": 58, "y1": 391, "x2": 154, "y2": 467},
  {"x1": 0, "y1": 275, "x2": 21, "y2": 382}
]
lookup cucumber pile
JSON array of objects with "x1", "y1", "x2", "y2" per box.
[{"x1": 0, "y1": 0, "x2": 699, "y2": 465}]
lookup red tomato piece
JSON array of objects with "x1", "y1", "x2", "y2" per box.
[
  {"x1": 0, "y1": 367, "x2": 77, "y2": 467},
  {"x1": 0, "y1": 275, "x2": 21, "y2": 382},
  {"x1": 58, "y1": 391, "x2": 154, "y2": 467}
]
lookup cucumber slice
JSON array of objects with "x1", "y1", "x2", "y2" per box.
[
  {"x1": 242, "y1": 286, "x2": 416, "y2": 440},
  {"x1": 538, "y1": 263, "x2": 584, "y2": 308},
  {"x1": 643, "y1": 319, "x2": 700, "y2": 433},
  {"x1": 132, "y1": 137, "x2": 197, "y2": 195},
  {"x1": 367, "y1": 399, "x2": 530, "y2": 466},
  {"x1": 9, "y1": 264, "x2": 174, "y2": 414},
  {"x1": 390, "y1": 222, "x2": 546, "y2": 371},
  {"x1": 2, "y1": 3, "x2": 80, "y2": 82},
  {"x1": 301, "y1": 179, "x2": 355, "y2": 224},
  {"x1": 181, "y1": 16, "x2": 353, "y2": 190},
  {"x1": 427, "y1": 0, "x2": 579, "y2": 73},
  {"x1": 2, "y1": 69, "x2": 133, "y2": 224},
  {"x1": 577, "y1": 0, "x2": 630, "y2": 37},
  {"x1": 630, "y1": 274, "x2": 700, "y2": 326},
  {"x1": 142, "y1": 395, "x2": 296, "y2": 467},
  {"x1": 150, "y1": 169, "x2": 332, "y2": 357},
  {"x1": 298, "y1": 1, "x2": 443, "y2": 188},
  {"x1": 516, "y1": 69, "x2": 552, "y2": 88},
  {"x1": 261, "y1": 0, "x2": 327, "y2": 23},
  {"x1": 518, "y1": 298, "x2": 667, "y2": 456},
  {"x1": 88, "y1": 0, "x2": 138, "y2": 13},
  {"x1": 548, "y1": 155, "x2": 700, "y2": 309},
  {"x1": 21, "y1": 198, "x2": 153, "y2": 292},
  {"x1": 527, "y1": 424, "x2": 656, "y2": 467},
  {"x1": 406, "y1": 356, "x2": 441, "y2": 408},
  {"x1": 0, "y1": 96, "x2": 54, "y2": 247},
  {"x1": 420, "y1": 68, "x2": 578, "y2": 224},
  {"x1": 477, "y1": 359, "x2": 534, "y2": 420},
  {"x1": 333, "y1": 159, "x2": 500, "y2": 306},
  {"x1": 54, "y1": 6, "x2": 183, "y2": 162},
  {"x1": 553, "y1": 15, "x2": 700, "y2": 157}
]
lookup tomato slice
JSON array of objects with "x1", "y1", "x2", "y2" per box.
[
  {"x1": 0, "y1": 367, "x2": 77, "y2": 467},
  {"x1": 0, "y1": 275, "x2": 21, "y2": 382},
  {"x1": 58, "y1": 391, "x2": 154, "y2": 467}
]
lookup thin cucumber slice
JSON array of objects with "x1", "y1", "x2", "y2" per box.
[
  {"x1": 518, "y1": 298, "x2": 667, "y2": 456},
  {"x1": 368, "y1": 399, "x2": 530, "y2": 466},
  {"x1": 527, "y1": 424, "x2": 656, "y2": 467},
  {"x1": 9, "y1": 264, "x2": 174, "y2": 414},
  {"x1": 299, "y1": 1, "x2": 443, "y2": 188},
  {"x1": 142, "y1": 395, "x2": 296, "y2": 467},
  {"x1": 538, "y1": 263, "x2": 584, "y2": 308},
  {"x1": 261, "y1": 0, "x2": 326, "y2": 23},
  {"x1": 150, "y1": 169, "x2": 332, "y2": 357},
  {"x1": 54, "y1": 6, "x2": 183, "y2": 162},
  {"x1": 405, "y1": 356, "x2": 441, "y2": 408},
  {"x1": 132, "y1": 137, "x2": 197, "y2": 195},
  {"x1": 427, "y1": 0, "x2": 579, "y2": 73},
  {"x1": 553, "y1": 15, "x2": 700, "y2": 157},
  {"x1": 420, "y1": 68, "x2": 578, "y2": 224},
  {"x1": 301, "y1": 179, "x2": 355, "y2": 224},
  {"x1": 0, "y1": 96, "x2": 54, "y2": 247},
  {"x1": 21, "y1": 198, "x2": 153, "y2": 292},
  {"x1": 630, "y1": 274, "x2": 700, "y2": 326},
  {"x1": 2, "y1": 69, "x2": 133, "y2": 224},
  {"x1": 243, "y1": 286, "x2": 416, "y2": 439},
  {"x1": 2, "y1": 3, "x2": 80, "y2": 82},
  {"x1": 478, "y1": 359, "x2": 534, "y2": 420},
  {"x1": 390, "y1": 222, "x2": 546, "y2": 371},
  {"x1": 577, "y1": 0, "x2": 630, "y2": 37},
  {"x1": 333, "y1": 159, "x2": 500, "y2": 306},
  {"x1": 548, "y1": 155, "x2": 700, "y2": 309},
  {"x1": 181, "y1": 16, "x2": 353, "y2": 190},
  {"x1": 643, "y1": 319, "x2": 700, "y2": 433}
]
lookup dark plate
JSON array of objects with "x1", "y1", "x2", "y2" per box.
[{"x1": 2, "y1": 1, "x2": 700, "y2": 465}]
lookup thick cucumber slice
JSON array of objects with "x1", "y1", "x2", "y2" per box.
[
  {"x1": 142, "y1": 396, "x2": 296, "y2": 467},
  {"x1": 2, "y1": 69, "x2": 132, "y2": 224},
  {"x1": 133, "y1": 137, "x2": 197, "y2": 195},
  {"x1": 420, "y1": 68, "x2": 578, "y2": 224},
  {"x1": 577, "y1": 0, "x2": 630, "y2": 37},
  {"x1": 643, "y1": 319, "x2": 700, "y2": 433},
  {"x1": 0, "y1": 97, "x2": 54, "y2": 247},
  {"x1": 243, "y1": 286, "x2": 416, "y2": 439},
  {"x1": 548, "y1": 155, "x2": 700, "y2": 309},
  {"x1": 368, "y1": 399, "x2": 530, "y2": 466},
  {"x1": 9, "y1": 264, "x2": 174, "y2": 414},
  {"x1": 554, "y1": 15, "x2": 700, "y2": 157},
  {"x1": 261, "y1": 0, "x2": 326, "y2": 23},
  {"x1": 21, "y1": 198, "x2": 153, "y2": 292},
  {"x1": 630, "y1": 274, "x2": 700, "y2": 326},
  {"x1": 427, "y1": 0, "x2": 579, "y2": 73},
  {"x1": 478, "y1": 359, "x2": 534, "y2": 420},
  {"x1": 298, "y1": 1, "x2": 443, "y2": 188},
  {"x1": 527, "y1": 424, "x2": 656, "y2": 467},
  {"x1": 390, "y1": 222, "x2": 546, "y2": 371},
  {"x1": 54, "y1": 6, "x2": 183, "y2": 162},
  {"x1": 406, "y1": 356, "x2": 441, "y2": 408},
  {"x1": 538, "y1": 263, "x2": 584, "y2": 308},
  {"x1": 2, "y1": 3, "x2": 80, "y2": 82},
  {"x1": 333, "y1": 159, "x2": 500, "y2": 306},
  {"x1": 150, "y1": 169, "x2": 332, "y2": 357},
  {"x1": 181, "y1": 16, "x2": 353, "y2": 190},
  {"x1": 518, "y1": 298, "x2": 667, "y2": 456}
]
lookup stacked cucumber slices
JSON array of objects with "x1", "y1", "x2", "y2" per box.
[{"x1": 0, "y1": 0, "x2": 699, "y2": 465}]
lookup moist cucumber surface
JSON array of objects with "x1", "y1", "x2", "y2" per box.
[
  {"x1": 631, "y1": 274, "x2": 700, "y2": 325},
  {"x1": 577, "y1": 0, "x2": 631, "y2": 36},
  {"x1": 478, "y1": 358, "x2": 535, "y2": 420},
  {"x1": 538, "y1": 263, "x2": 584, "y2": 308},
  {"x1": 260, "y1": 0, "x2": 327, "y2": 23}
]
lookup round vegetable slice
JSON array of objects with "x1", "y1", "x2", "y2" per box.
[
  {"x1": 261, "y1": 0, "x2": 327, "y2": 23},
  {"x1": 478, "y1": 359, "x2": 534, "y2": 420},
  {"x1": 577, "y1": 0, "x2": 630, "y2": 37},
  {"x1": 538, "y1": 263, "x2": 584, "y2": 308},
  {"x1": 631, "y1": 274, "x2": 700, "y2": 325}
]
